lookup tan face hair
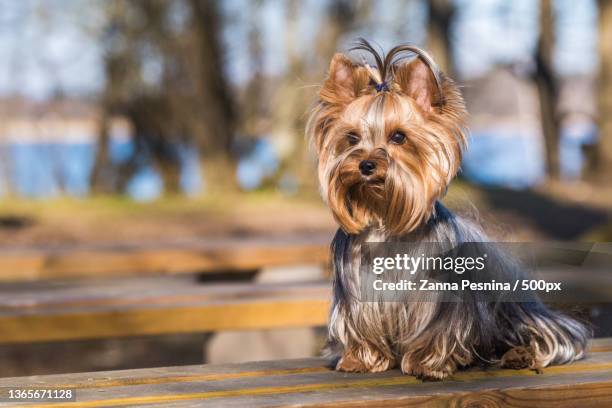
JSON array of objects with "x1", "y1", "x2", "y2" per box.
[{"x1": 307, "y1": 41, "x2": 468, "y2": 236}]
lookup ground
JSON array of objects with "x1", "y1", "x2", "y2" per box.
[
  {"x1": 0, "y1": 180, "x2": 609, "y2": 246},
  {"x1": 0, "y1": 190, "x2": 335, "y2": 247}
]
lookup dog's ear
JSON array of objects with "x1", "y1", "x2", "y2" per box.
[
  {"x1": 394, "y1": 57, "x2": 441, "y2": 114},
  {"x1": 320, "y1": 53, "x2": 369, "y2": 105}
]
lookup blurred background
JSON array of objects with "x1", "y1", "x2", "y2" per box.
[{"x1": 0, "y1": 0, "x2": 611, "y2": 377}]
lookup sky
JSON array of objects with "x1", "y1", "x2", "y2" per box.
[
  {"x1": 453, "y1": 0, "x2": 598, "y2": 78},
  {"x1": 0, "y1": 0, "x2": 105, "y2": 99},
  {"x1": 0, "y1": 0, "x2": 599, "y2": 100}
]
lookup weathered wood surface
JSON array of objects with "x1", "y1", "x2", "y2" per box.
[
  {"x1": 0, "y1": 340, "x2": 610, "y2": 407},
  {"x1": 0, "y1": 268, "x2": 609, "y2": 344},
  {"x1": 0, "y1": 277, "x2": 330, "y2": 343},
  {"x1": 0, "y1": 236, "x2": 331, "y2": 282}
]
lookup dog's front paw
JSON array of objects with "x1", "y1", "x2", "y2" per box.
[
  {"x1": 401, "y1": 354, "x2": 455, "y2": 381},
  {"x1": 335, "y1": 353, "x2": 368, "y2": 373},
  {"x1": 403, "y1": 365, "x2": 453, "y2": 381},
  {"x1": 501, "y1": 345, "x2": 542, "y2": 373},
  {"x1": 335, "y1": 350, "x2": 394, "y2": 373},
  {"x1": 413, "y1": 367, "x2": 452, "y2": 381},
  {"x1": 367, "y1": 356, "x2": 394, "y2": 373}
]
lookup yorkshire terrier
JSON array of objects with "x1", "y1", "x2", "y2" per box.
[{"x1": 306, "y1": 39, "x2": 589, "y2": 380}]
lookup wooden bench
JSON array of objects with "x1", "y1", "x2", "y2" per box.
[
  {"x1": 0, "y1": 235, "x2": 608, "y2": 345},
  {"x1": 0, "y1": 236, "x2": 331, "y2": 282},
  {"x1": 0, "y1": 269, "x2": 610, "y2": 345},
  {"x1": 0, "y1": 339, "x2": 610, "y2": 407},
  {"x1": 0, "y1": 276, "x2": 330, "y2": 343},
  {"x1": 0, "y1": 237, "x2": 332, "y2": 344}
]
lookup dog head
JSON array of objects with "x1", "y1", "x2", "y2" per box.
[{"x1": 307, "y1": 39, "x2": 468, "y2": 236}]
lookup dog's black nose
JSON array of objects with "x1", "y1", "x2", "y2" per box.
[{"x1": 359, "y1": 160, "x2": 376, "y2": 176}]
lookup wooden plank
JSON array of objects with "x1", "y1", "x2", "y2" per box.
[
  {"x1": 0, "y1": 277, "x2": 330, "y2": 343},
  {"x1": 0, "y1": 236, "x2": 331, "y2": 282},
  {"x1": 0, "y1": 340, "x2": 606, "y2": 391},
  {"x1": 0, "y1": 349, "x2": 610, "y2": 407},
  {"x1": 591, "y1": 337, "x2": 612, "y2": 353},
  {"x1": 0, "y1": 274, "x2": 607, "y2": 344}
]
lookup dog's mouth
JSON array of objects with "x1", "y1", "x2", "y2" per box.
[
  {"x1": 338, "y1": 169, "x2": 385, "y2": 186},
  {"x1": 362, "y1": 174, "x2": 385, "y2": 185},
  {"x1": 340, "y1": 174, "x2": 385, "y2": 197},
  {"x1": 328, "y1": 166, "x2": 392, "y2": 234},
  {"x1": 347, "y1": 176, "x2": 387, "y2": 209}
]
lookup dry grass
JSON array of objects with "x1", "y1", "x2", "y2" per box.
[
  {"x1": 0, "y1": 179, "x2": 609, "y2": 246},
  {"x1": 0, "y1": 191, "x2": 335, "y2": 246}
]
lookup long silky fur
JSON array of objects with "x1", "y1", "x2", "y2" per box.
[
  {"x1": 325, "y1": 202, "x2": 590, "y2": 376},
  {"x1": 309, "y1": 42, "x2": 590, "y2": 378}
]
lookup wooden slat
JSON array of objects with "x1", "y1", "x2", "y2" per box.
[
  {"x1": 0, "y1": 347, "x2": 610, "y2": 407},
  {"x1": 0, "y1": 274, "x2": 608, "y2": 345},
  {"x1": 0, "y1": 277, "x2": 330, "y2": 343},
  {"x1": 0, "y1": 340, "x2": 606, "y2": 391},
  {"x1": 0, "y1": 236, "x2": 331, "y2": 282},
  {"x1": 590, "y1": 337, "x2": 612, "y2": 353}
]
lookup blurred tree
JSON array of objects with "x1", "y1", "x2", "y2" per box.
[
  {"x1": 269, "y1": 0, "x2": 368, "y2": 191},
  {"x1": 315, "y1": 0, "x2": 365, "y2": 66},
  {"x1": 598, "y1": 0, "x2": 612, "y2": 179},
  {"x1": 188, "y1": 0, "x2": 237, "y2": 188},
  {"x1": 91, "y1": 0, "x2": 236, "y2": 195},
  {"x1": 427, "y1": 0, "x2": 455, "y2": 76},
  {"x1": 241, "y1": 0, "x2": 266, "y2": 137},
  {"x1": 92, "y1": 1, "x2": 138, "y2": 193},
  {"x1": 268, "y1": 0, "x2": 303, "y2": 165},
  {"x1": 92, "y1": 1, "x2": 183, "y2": 193},
  {"x1": 535, "y1": 0, "x2": 560, "y2": 179}
]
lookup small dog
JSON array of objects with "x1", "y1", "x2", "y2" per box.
[{"x1": 306, "y1": 39, "x2": 589, "y2": 380}]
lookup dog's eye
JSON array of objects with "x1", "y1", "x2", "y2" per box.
[
  {"x1": 389, "y1": 131, "x2": 406, "y2": 144},
  {"x1": 346, "y1": 132, "x2": 360, "y2": 145}
]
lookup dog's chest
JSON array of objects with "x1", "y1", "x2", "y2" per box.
[{"x1": 347, "y1": 228, "x2": 388, "y2": 278}]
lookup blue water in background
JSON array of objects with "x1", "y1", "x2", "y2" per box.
[
  {"x1": 0, "y1": 128, "x2": 595, "y2": 200},
  {"x1": 0, "y1": 138, "x2": 278, "y2": 200},
  {"x1": 462, "y1": 131, "x2": 546, "y2": 188},
  {"x1": 559, "y1": 122, "x2": 598, "y2": 180},
  {"x1": 462, "y1": 126, "x2": 597, "y2": 188},
  {"x1": 236, "y1": 140, "x2": 278, "y2": 191},
  {"x1": 0, "y1": 140, "x2": 202, "y2": 200}
]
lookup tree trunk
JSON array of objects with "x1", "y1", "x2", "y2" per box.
[
  {"x1": 597, "y1": 0, "x2": 612, "y2": 179},
  {"x1": 90, "y1": 106, "x2": 114, "y2": 194},
  {"x1": 188, "y1": 0, "x2": 237, "y2": 190},
  {"x1": 274, "y1": 0, "x2": 362, "y2": 191},
  {"x1": 427, "y1": 0, "x2": 455, "y2": 76},
  {"x1": 242, "y1": 1, "x2": 265, "y2": 137},
  {"x1": 158, "y1": 161, "x2": 182, "y2": 195},
  {"x1": 535, "y1": 0, "x2": 560, "y2": 179}
]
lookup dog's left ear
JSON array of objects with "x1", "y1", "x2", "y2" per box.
[
  {"x1": 394, "y1": 57, "x2": 442, "y2": 114},
  {"x1": 320, "y1": 53, "x2": 369, "y2": 105}
]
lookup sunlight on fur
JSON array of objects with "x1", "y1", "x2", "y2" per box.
[{"x1": 307, "y1": 39, "x2": 590, "y2": 380}]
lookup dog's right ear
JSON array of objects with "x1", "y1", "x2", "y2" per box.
[
  {"x1": 394, "y1": 57, "x2": 441, "y2": 114},
  {"x1": 320, "y1": 53, "x2": 369, "y2": 105}
]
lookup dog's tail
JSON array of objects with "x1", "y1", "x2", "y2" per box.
[
  {"x1": 432, "y1": 202, "x2": 591, "y2": 367},
  {"x1": 501, "y1": 301, "x2": 590, "y2": 367}
]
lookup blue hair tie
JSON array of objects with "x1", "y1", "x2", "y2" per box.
[{"x1": 375, "y1": 81, "x2": 389, "y2": 92}]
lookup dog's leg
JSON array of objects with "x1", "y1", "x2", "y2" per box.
[
  {"x1": 336, "y1": 346, "x2": 395, "y2": 373},
  {"x1": 328, "y1": 286, "x2": 396, "y2": 373},
  {"x1": 400, "y1": 351, "x2": 463, "y2": 380},
  {"x1": 500, "y1": 344, "x2": 543, "y2": 373},
  {"x1": 400, "y1": 333, "x2": 473, "y2": 380}
]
